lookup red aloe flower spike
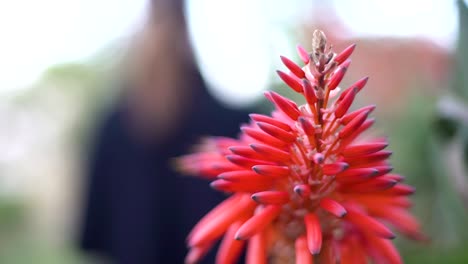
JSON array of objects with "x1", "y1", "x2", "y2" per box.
[
  {"x1": 295, "y1": 235, "x2": 313, "y2": 264},
  {"x1": 235, "y1": 205, "x2": 282, "y2": 240},
  {"x1": 334, "y1": 43, "x2": 356, "y2": 64},
  {"x1": 305, "y1": 213, "x2": 323, "y2": 255},
  {"x1": 280, "y1": 56, "x2": 306, "y2": 79},
  {"x1": 176, "y1": 30, "x2": 422, "y2": 263}
]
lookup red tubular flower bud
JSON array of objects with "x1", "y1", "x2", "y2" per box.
[
  {"x1": 299, "y1": 117, "x2": 316, "y2": 136},
  {"x1": 186, "y1": 242, "x2": 214, "y2": 264},
  {"x1": 249, "y1": 113, "x2": 292, "y2": 131},
  {"x1": 256, "y1": 122, "x2": 296, "y2": 143},
  {"x1": 295, "y1": 235, "x2": 313, "y2": 264},
  {"x1": 327, "y1": 60, "x2": 350, "y2": 90},
  {"x1": 280, "y1": 56, "x2": 306, "y2": 78},
  {"x1": 246, "y1": 232, "x2": 267, "y2": 264},
  {"x1": 252, "y1": 165, "x2": 290, "y2": 178},
  {"x1": 346, "y1": 209, "x2": 396, "y2": 239},
  {"x1": 304, "y1": 213, "x2": 322, "y2": 255},
  {"x1": 250, "y1": 143, "x2": 291, "y2": 163},
  {"x1": 241, "y1": 126, "x2": 288, "y2": 149},
  {"x1": 345, "y1": 151, "x2": 393, "y2": 167},
  {"x1": 339, "y1": 110, "x2": 370, "y2": 139},
  {"x1": 340, "y1": 105, "x2": 376, "y2": 125},
  {"x1": 342, "y1": 178, "x2": 397, "y2": 193},
  {"x1": 338, "y1": 77, "x2": 369, "y2": 101},
  {"x1": 216, "y1": 221, "x2": 246, "y2": 264},
  {"x1": 235, "y1": 205, "x2": 282, "y2": 240},
  {"x1": 188, "y1": 195, "x2": 255, "y2": 247},
  {"x1": 336, "y1": 168, "x2": 378, "y2": 183},
  {"x1": 294, "y1": 184, "x2": 311, "y2": 198},
  {"x1": 382, "y1": 184, "x2": 416, "y2": 196},
  {"x1": 303, "y1": 79, "x2": 317, "y2": 105},
  {"x1": 319, "y1": 198, "x2": 347, "y2": 217},
  {"x1": 267, "y1": 91, "x2": 301, "y2": 120},
  {"x1": 342, "y1": 142, "x2": 388, "y2": 157},
  {"x1": 334, "y1": 43, "x2": 356, "y2": 65},
  {"x1": 277, "y1": 70, "x2": 304, "y2": 93},
  {"x1": 297, "y1": 44, "x2": 310, "y2": 64},
  {"x1": 218, "y1": 170, "x2": 272, "y2": 182},
  {"x1": 322, "y1": 162, "x2": 349, "y2": 175},
  {"x1": 226, "y1": 155, "x2": 274, "y2": 168},
  {"x1": 210, "y1": 179, "x2": 273, "y2": 193},
  {"x1": 312, "y1": 153, "x2": 324, "y2": 164},
  {"x1": 373, "y1": 166, "x2": 394, "y2": 177},
  {"x1": 335, "y1": 87, "x2": 358, "y2": 118},
  {"x1": 251, "y1": 191, "x2": 290, "y2": 204},
  {"x1": 229, "y1": 146, "x2": 263, "y2": 160}
]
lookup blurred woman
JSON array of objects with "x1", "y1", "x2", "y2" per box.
[{"x1": 79, "y1": 0, "x2": 251, "y2": 263}]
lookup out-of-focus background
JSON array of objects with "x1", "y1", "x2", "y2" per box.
[{"x1": 0, "y1": 0, "x2": 468, "y2": 263}]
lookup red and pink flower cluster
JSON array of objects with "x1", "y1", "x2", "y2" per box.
[{"x1": 177, "y1": 30, "x2": 423, "y2": 264}]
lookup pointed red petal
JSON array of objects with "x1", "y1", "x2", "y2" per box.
[
  {"x1": 246, "y1": 231, "x2": 267, "y2": 264},
  {"x1": 342, "y1": 142, "x2": 388, "y2": 157},
  {"x1": 339, "y1": 110, "x2": 370, "y2": 139},
  {"x1": 210, "y1": 179, "x2": 273, "y2": 193},
  {"x1": 297, "y1": 44, "x2": 310, "y2": 64},
  {"x1": 294, "y1": 184, "x2": 311, "y2": 198},
  {"x1": 322, "y1": 162, "x2": 349, "y2": 175},
  {"x1": 303, "y1": 79, "x2": 317, "y2": 105},
  {"x1": 280, "y1": 56, "x2": 306, "y2": 78},
  {"x1": 251, "y1": 191, "x2": 290, "y2": 205},
  {"x1": 319, "y1": 198, "x2": 347, "y2": 217},
  {"x1": 277, "y1": 70, "x2": 303, "y2": 93},
  {"x1": 299, "y1": 117, "x2": 316, "y2": 136},
  {"x1": 304, "y1": 213, "x2": 322, "y2": 255},
  {"x1": 267, "y1": 91, "x2": 301, "y2": 120},
  {"x1": 188, "y1": 195, "x2": 256, "y2": 247},
  {"x1": 250, "y1": 143, "x2": 291, "y2": 163},
  {"x1": 235, "y1": 205, "x2": 282, "y2": 240},
  {"x1": 343, "y1": 177, "x2": 397, "y2": 193},
  {"x1": 218, "y1": 170, "x2": 272, "y2": 183},
  {"x1": 226, "y1": 155, "x2": 274, "y2": 168},
  {"x1": 382, "y1": 184, "x2": 416, "y2": 196},
  {"x1": 241, "y1": 126, "x2": 288, "y2": 149},
  {"x1": 216, "y1": 222, "x2": 246, "y2": 264},
  {"x1": 252, "y1": 165, "x2": 290, "y2": 178},
  {"x1": 336, "y1": 168, "x2": 378, "y2": 183},
  {"x1": 334, "y1": 87, "x2": 358, "y2": 118},
  {"x1": 249, "y1": 113, "x2": 292, "y2": 131},
  {"x1": 257, "y1": 122, "x2": 296, "y2": 143},
  {"x1": 345, "y1": 151, "x2": 392, "y2": 167},
  {"x1": 334, "y1": 43, "x2": 356, "y2": 64},
  {"x1": 185, "y1": 242, "x2": 214, "y2": 264},
  {"x1": 338, "y1": 77, "x2": 369, "y2": 101},
  {"x1": 229, "y1": 146, "x2": 263, "y2": 160},
  {"x1": 327, "y1": 61, "x2": 349, "y2": 90},
  {"x1": 295, "y1": 235, "x2": 314, "y2": 264},
  {"x1": 346, "y1": 209, "x2": 396, "y2": 239},
  {"x1": 340, "y1": 105, "x2": 376, "y2": 125}
]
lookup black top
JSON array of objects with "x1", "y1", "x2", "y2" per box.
[{"x1": 79, "y1": 72, "x2": 252, "y2": 264}]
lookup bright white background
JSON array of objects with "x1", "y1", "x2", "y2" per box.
[{"x1": 0, "y1": 0, "x2": 460, "y2": 104}]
